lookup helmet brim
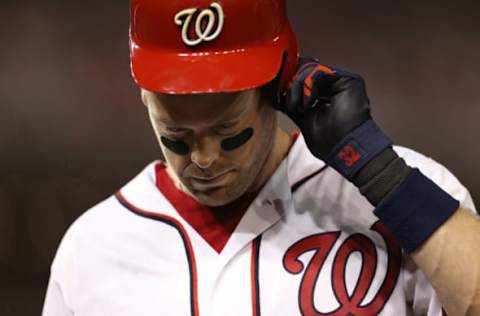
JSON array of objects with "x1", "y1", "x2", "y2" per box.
[{"x1": 130, "y1": 25, "x2": 295, "y2": 94}]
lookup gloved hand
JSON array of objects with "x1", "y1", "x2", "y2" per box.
[
  {"x1": 282, "y1": 57, "x2": 392, "y2": 181},
  {"x1": 282, "y1": 57, "x2": 372, "y2": 160},
  {"x1": 281, "y1": 57, "x2": 459, "y2": 255}
]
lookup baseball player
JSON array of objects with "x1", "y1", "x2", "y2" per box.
[{"x1": 42, "y1": 0, "x2": 480, "y2": 315}]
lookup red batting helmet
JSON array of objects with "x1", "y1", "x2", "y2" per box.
[{"x1": 130, "y1": 0, "x2": 299, "y2": 94}]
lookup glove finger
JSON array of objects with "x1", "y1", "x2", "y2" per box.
[
  {"x1": 297, "y1": 64, "x2": 335, "y2": 112},
  {"x1": 303, "y1": 69, "x2": 340, "y2": 111},
  {"x1": 285, "y1": 62, "x2": 339, "y2": 114},
  {"x1": 328, "y1": 66, "x2": 359, "y2": 79},
  {"x1": 284, "y1": 64, "x2": 317, "y2": 113},
  {"x1": 278, "y1": 59, "x2": 317, "y2": 111},
  {"x1": 285, "y1": 78, "x2": 304, "y2": 114}
]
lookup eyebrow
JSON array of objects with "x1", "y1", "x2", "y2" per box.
[{"x1": 220, "y1": 106, "x2": 249, "y2": 123}]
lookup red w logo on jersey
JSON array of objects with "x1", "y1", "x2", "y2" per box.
[{"x1": 283, "y1": 222, "x2": 402, "y2": 315}]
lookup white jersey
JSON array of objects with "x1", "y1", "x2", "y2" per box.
[{"x1": 42, "y1": 134, "x2": 476, "y2": 316}]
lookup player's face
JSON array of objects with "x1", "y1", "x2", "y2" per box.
[{"x1": 143, "y1": 88, "x2": 277, "y2": 206}]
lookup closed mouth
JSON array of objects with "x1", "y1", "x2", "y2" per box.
[{"x1": 190, "y1": 170, "x2": 232, "y2": 188}]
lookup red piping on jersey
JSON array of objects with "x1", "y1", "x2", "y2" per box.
[
  {"x1": 153, "y1": 131, "x2": 301, "y2": 254},
  {"x1": 115, "y1": 191, "x2": 200, "y2": 316},
  {"x1": 155, "y1": 163, "x2": 254, "y2": 253}
]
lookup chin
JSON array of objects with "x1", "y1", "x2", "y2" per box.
[{"x1": 191, "y1": 186, "x2": 244, "y2": 207}]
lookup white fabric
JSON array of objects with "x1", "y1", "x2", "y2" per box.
[{"x1": 42, "y1": 134, "x2": 476, "y2": 316}]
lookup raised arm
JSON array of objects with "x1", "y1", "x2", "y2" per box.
[{"x1": 281, "y1": 57, "x2": 480, "y2": 315}]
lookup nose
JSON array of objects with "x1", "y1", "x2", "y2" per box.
[{"x1": 190, "y1": 136, "x2": 220, "y2": 169}]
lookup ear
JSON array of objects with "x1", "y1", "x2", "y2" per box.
[{"x1": 140, "y1": 88, "x2": 148, "y2": 107}]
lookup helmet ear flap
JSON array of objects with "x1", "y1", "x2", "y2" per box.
[{"x1": 262, "y1": 52, "x2": 288, "y2": 110}]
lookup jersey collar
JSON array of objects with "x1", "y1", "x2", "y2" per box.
[{"x1": 117, "y1": 132, "x2": 326, "y2": 257}]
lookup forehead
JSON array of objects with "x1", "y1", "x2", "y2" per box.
[{"x1": 144, "y1": 89, "x2": 259, "y2": 126}]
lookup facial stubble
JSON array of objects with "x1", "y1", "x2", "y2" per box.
[{"x1": 193, "y1": 106, "x2": 278, "y2": 206}]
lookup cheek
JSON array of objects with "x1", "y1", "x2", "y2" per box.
[
  {"x1": 162, "y1": 146, "x2": 189, "y2": 175},
  {"x1": 223, "y1": 128, "x2": 261, "y2": 167},
  {"x1": 160, "y1": 138, "x2": 190, "y2": 177}
]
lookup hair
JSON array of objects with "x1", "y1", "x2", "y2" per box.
[{"x1": 260, "y1": 79, "x2": 279, "y2": 109}]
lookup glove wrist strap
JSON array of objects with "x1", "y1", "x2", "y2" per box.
[
  {"x1": 353, "y1": 148, "x2": 411, "y2": 205},
  {"x1": 325, "y1": 120, "x2": 392, "y2": 180},
  {"x1": 325, "y1": 120, "x2": 459, "y2": 253}
]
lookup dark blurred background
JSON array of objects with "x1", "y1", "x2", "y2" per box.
[{"x1": 1, "y1": 0, "x2": 479, "y2": 314}]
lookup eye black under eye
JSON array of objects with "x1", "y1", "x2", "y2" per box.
[
  {"x1": 221, "y1": 128, "x2": 254, "y2": 151},
  {"x1": 160, "y1": 128, "x2": 254, "y2": 155},
  {"x1": 161, "y1": 137, "x2": 190, "y2": 156}
]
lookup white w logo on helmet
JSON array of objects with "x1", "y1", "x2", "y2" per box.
[{"x1": 174, "y1": 2, "x2": 225, "y2": 47}]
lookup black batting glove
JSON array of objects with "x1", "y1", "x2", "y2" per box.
[
  {"x1": 282, "y1": 56, "x2": 399, "y2": 194},
  {"x1": 282, "y1": 57, "x2": 372, "y2": 161},
  {"x1": 281, "y1": 57, "x2": 459, "y2": 254}
]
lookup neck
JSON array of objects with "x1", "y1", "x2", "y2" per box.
[{"x1": 249, "y1": 127, "x2": 292, "y2": 192}]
